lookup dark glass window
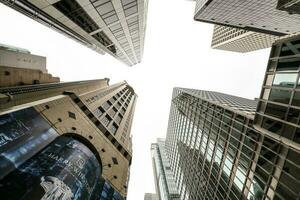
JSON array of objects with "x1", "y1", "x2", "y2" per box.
[
  {"x1": 269, "y1": 89, "x2": 291, "y2": 104},
  {"x1": 262, "y1": 117, "x2": 284, "y2": 135},
  {"x1": 265, "y1": 103, "x2": 287, "y2": 120},
  {"x1": 53, "y1": 0, "x2": 99, "y2": 33},
  {"x1": 277, "y1": 58, "x2": 300, "y2": 72},
  {"x1": 287, "y1": 108, "x2": 300, "y2": 123},
  {"x1": 292, "y1": 92, "x2": 300, "y2": 107}
]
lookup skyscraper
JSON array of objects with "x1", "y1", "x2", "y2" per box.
[
  {"x1": 193, "y1": 0, "x2": 300, "y2": 53},
  {"x1": 0, "y1": 48, "x2": 137, "y2": 199},
  {"x1": 253, "y1": 33, "x2": 300, "y2": 199},
  {"x1": 194, "y1": 0, "x2": 300, "y2": 35},
  {"x1": 151, "y1": 139, "x2": 180, "y2": 200},
  {"x1": 211, "y1": 25, "x2": 279, "y2": 53},
  {"x1": 161, "y1": 86, "x2": 300, "y2": 199},
  {"x1": 0, "y1": 0, "x2": 149, "y2": 66}
]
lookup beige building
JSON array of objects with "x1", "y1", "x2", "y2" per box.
[
  {"x1": 0, "y1": 43, "x2": 59, "y2": 87},
  {"x1": 0, "y1": 43, "x2": 47, "y2": 72},
  {"x1": 0, "y1": 45, "x2": 137, "y2": 199}
]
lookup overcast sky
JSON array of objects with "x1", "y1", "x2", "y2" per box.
[{"x1": 0, "y1": 0, "x2": 270, "y2": 199}]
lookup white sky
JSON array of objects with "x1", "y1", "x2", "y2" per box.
[{"x1": 0, "y1": 0, "x2": 270, "y2": 199}]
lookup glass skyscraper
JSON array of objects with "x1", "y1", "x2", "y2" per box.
[
  {"x1": 151, "y1": 139, "x2": 180, "y2": 200},
  {"x1": 254, "y1": 33, "x2": 300, "y2": 199},
  {"x1": 159, "y1": 82, "x2": 300, "y2": 199}
]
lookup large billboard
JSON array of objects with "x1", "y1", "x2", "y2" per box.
[
  {"x1": 0, "y1": 107, "x2": 58, "y2": 179},
  {"x1": 0, "y1": 136, "x2": 102, "y2": 200}
]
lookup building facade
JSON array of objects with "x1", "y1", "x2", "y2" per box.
[
  {"x1": 0, "y1": 43, "x2": 47, "y2": 72},
  {"x1": 0, "y1": 76, "x2": 137, "y2": 199},
  {"x1": 151, "y1": 139, "x2": 180, "y2": 200},
  {"x1": 0, "y1": 43, "x2": 59, "y2": 87},
  {"x1": 194, "y1": 0, "x2": 300, "y2": 36},
  {"x1": 253, "y1": 33, "x2": 300, "y2": 199},
  {"x1": 144, "y1": 193, "x2": 159, "y2": 200},
  {"x1": 163, "y1": 87, "x2": 300, "y2": 200},
  {"x1": 0, "y1": 0, "x2": 148, "y2": 66},
  {"x1": 211, "y1": 25, "x2": 279, "y2": 53}
]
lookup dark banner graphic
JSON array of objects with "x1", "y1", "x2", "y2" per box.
[
  {"x1": 0, "y1": 107, "x2": 58, "y2": 179},
  {"x1": 0, "y1": 107, "x2": 125, "y2": 200},
  {"x1": 0, "y1": 136, "x2": 102, "y2": 200}
]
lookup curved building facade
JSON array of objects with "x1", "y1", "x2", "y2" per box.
[{"x1": 0, "y1": 77, "x2": 137, "y2": 199}]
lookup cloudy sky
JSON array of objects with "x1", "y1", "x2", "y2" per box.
[{"x1": 0, "y1": 0, "x2": 270, "y2": 199}]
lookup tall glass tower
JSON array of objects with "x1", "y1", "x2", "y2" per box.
[
  {"x1": 151, "y1": 139, "x2": 180, "y2": 200},
  {"x1": 163, "y1": 87, "x2": 300, "y2": 199}
]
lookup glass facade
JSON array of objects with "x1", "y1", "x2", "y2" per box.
[
  {"x1": 254, "y1": 34, "x2": 300, "y2": 199},
  {"x1": 164, "y1": 88, "x2": 300, "y2": 200},
  {"x1": 151, "y1": 139, "x2": 180, "y2": 200},
  {"x1": 255, "y1": 34, "x2": 300, "y2": 145}
]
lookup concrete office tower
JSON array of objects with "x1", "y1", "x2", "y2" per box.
[
  {"x1": 164, "y1": 88, "x2": 300, "y2": 199},
  {"x1": 151, "y1": 139, "x2": 180, "y2": 200},
  {"x1": 144, "y1": 193, "x2": 159, "y2": 200},
  {"x1": 0, "y1": 0, "x2": 148, "y2": 66},
  {"x1": 194, "y1": 0, "x2": 300, "y2": 36},
  {"x1": 0, "y1": 43, "x2": 59, "y2": 87},
  {"x1": 211, "y1": 25, "x2": 280, "y2": 53},
  {"x1": 253, "y1": 33, "x2": 300, "y2": 199},
  {"x1": 0, "y1": 77, "x2": 137, "y2": 199}
]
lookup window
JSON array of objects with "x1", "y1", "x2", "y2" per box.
[
  {"x1": 112, "y1": 157, "x2": 118, "y2": 165},
  {"x1": 68, "y1": 111, "x2": 76, "y2": 119},
  {"x1": 273, "y1": 73, "x2": 298, "y2": 87},
  {"x1": 53, "y1": 0, "x2": 99, "y2": 33},
  {"x1": 269, "y1": 89, "x2": 291, "y2": 104},
  {"x1": 101, "y1": 114, "x2": 111, "y2": 126},
  {"x1": 292, "y1": 92, "x2": 300, "y2": 107},
  {"x1": 265, "y1": 103, "x2": 287, "y2": 120}
]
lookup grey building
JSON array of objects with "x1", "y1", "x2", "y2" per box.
[
  {"x1": 211, "y1": 25, "x2": 279, "y2": 53},
  {"x1": 193, "y1": 0, "x2": 300, "y2": 53},
  {"x1": 162, "y1": 87, "x2": 300, "y2": 199},
  {"x1": 0, "y1": 0, "x2": 148, "y2": 66},
  {"x1": 151, "y1": 139, "x2": 180, "y2": 200},
  {"x1": 194, "y1": 0, "x2": 300, "y2": 36},
  {"x1": 144, "y1": 193, "x2": 159, "y2": 200}
]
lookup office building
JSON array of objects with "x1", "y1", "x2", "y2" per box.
[
  {"x1": 0, "y1": 43, "x2": 47, "y2": 72},
  {"x1": 0, "y1": 50, "x2": 137, "y2": 199},
  {"x1": 151, "y1": 139, "x2": 180, "y2": 200},
  {"x1": 0, "y1": 43, "x2": 59, "y2": 87},
  {"x1": 144, "y1": 193, "x2": 158, "y2": 200},
  {"x1": 253, "y1": 33, "x2": 300, "y2": 199},
  {"x1": 0, "y1": 0, "x2": 149, "y2": 66},
  {"x1": 211, "y1": 25, "x2": 279, "y2": 53},
  {"x1": 194, "y1": 0, "x2": 300, "y2": 36},
  {"x1": 162, "y1": 87, "x2": 300, "y2": 199}
]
